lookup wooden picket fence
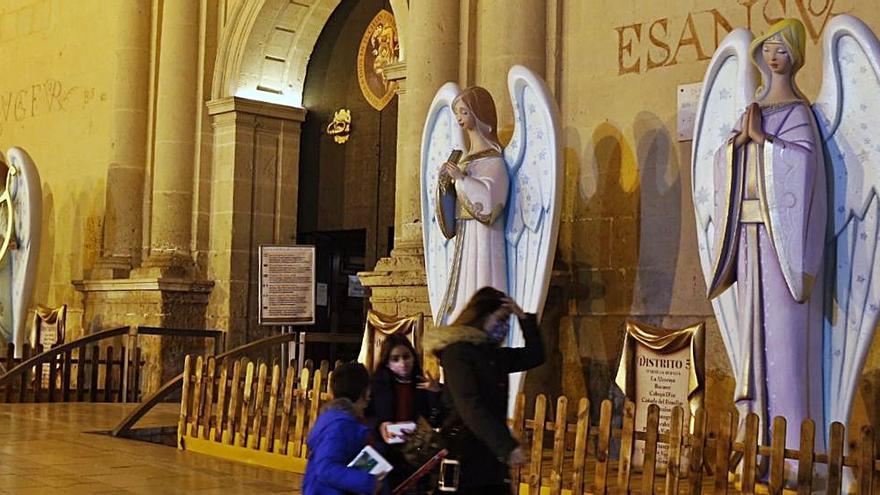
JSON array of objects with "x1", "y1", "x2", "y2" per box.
[
  {"x1": 0, "y1": 341, "x2": 145, "y2": 403},
  {"x1": 178, "y1": 352, "x2": 880, "y2": 493},
  {"x1": 510, "y1": 396, "x2": 879, "y2": 494},
  {"x1": 177, "y1": 354, "x2": 339, "y2": 472}
]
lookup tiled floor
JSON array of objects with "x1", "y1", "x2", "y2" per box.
[{"x1": 0, "y1": 402, "x2": 301, "y2": 494}]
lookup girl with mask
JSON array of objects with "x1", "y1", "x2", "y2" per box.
[
  {"x1": 424, "y1": 287, "x2": 545, "y2": 495},
  {"x1": 366, "y1": 334, "x2": 442, "y2": 491}
]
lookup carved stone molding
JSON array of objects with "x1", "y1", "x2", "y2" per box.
[{"x1": 213, "y1": 0, "x2": 342, "y2": 107}]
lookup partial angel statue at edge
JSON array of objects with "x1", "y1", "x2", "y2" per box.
[
  {"x1": 692, "y1": 14, "x2": 880, "y2": 475},
  {"x1": 0, "y1": 148, "x2": 41, "y2": 359}
]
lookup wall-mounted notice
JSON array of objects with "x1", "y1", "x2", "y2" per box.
[
  {"x1": 316, "y1": 283, "x2": 329, "y2": 307},
  {"x1": 348, "y1": 275, "x2": 365, "y2": 297},
  {"x1": 677, "y1": 82, "x2": 703, "y2": 141},
  {"x1": 259, "y1": 245, "x2": 316, "y2": 325}
]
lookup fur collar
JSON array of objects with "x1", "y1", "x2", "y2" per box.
[
  {"x1": 320, "y1": 397, "x2": 358, "y2": 415},
  {"x1": 424, "y1": 324, "x2": 489, "y2": 357}
]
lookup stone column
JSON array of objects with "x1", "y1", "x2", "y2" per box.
[
  {"x1": 475, "y1": 0, "x2": 547, "y2": 129},
  {"x1": 393, "y1": 0, "x2": 461, "y2": 250},
  {"x1": 140, "y1": 0, "x2": 201, "y2": 274},
  {"x1": 90, "y1": 0, "x2": 151, "y2": 279},
  {"x1": 206, "y1": 97, "x2": 305, "y2": 348},
  {"x1": 474, "y1": 0, "x2": 564, "y2": 400},
  {"x1": 75, "y1": 1, "x2": 211, "y2": 395},
  {"x1": 359, "y1": 0, "x2": 460, "y2": 320}
]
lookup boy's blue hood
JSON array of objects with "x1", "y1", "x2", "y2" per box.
[
  {"x1": 307, "y1": 398, "x2": 362, "y2": 447},
  {"x1": 302, "y1": 397, "x2": 380, "y2": 495}
]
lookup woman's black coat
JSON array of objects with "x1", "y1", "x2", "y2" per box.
[
  {"x1": 428, "y1": 314, "x2": 545, "y2": 489},
  {"x1": 365, "y1": 366, "x2": 443, "y2": 491}
]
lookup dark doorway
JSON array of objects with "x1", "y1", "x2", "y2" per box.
[
  {"x1": 295, "y1": 229, "x2": 366, "y2": 363},
  {"x1": 296, "y1": 0, "x2": 397, "y2": 364},
  {"x1": 297, "y1": 0, "x2": 397, "y2": 268}
]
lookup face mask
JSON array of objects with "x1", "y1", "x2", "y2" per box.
[
  {"x1": 388, "y1": 360, "x2": 410, "y2": 379},
  {"x1": 486, "y1": 318, "x2": 510, "y2": 344}
]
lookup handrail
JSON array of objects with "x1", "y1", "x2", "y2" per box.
[
  {"x1": 302, "y1": 333, "x2": 362, "y2": 344},
  {"x1": 0, "y1": 326, "x2": 129, "y2": 386},
  {"x1": 0, "y1": 325, "x2": 226, "y2": 401},
  {"x1": 136, "y1": 326, "x2": 225, "y2": 339},
  {"x1": 111, "y1": 332, "x2": 299, "y2": 437}
]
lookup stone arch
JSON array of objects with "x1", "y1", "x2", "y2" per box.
[{"x1": 212, "y1": 0, "x2": 341, "y2": 107}]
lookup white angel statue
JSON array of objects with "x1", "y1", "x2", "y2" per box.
[
  {"x1": 0, "y1": 148, "x2": 41, "y2": 358},
  {"x1": 692, "y1": 14, "x2": 880, "y2": 465},
  {"x1": 420, "y1": 65, "x2": 562, "y2": 399}
]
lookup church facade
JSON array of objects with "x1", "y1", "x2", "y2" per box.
[{"x1": 1, "y1": 0, "x2": 878, "y2": 427}]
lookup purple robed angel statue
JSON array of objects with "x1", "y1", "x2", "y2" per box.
[
  {"x1": 710, "y1": 63, "x2": 828, "y2": 448},
  {"x1": 693, "y1": 15, "x2": 880, "y2": 486}
]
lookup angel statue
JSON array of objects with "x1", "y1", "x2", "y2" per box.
[
  {"x1": 420, "y1": 65, "x2": 562, "y2": 403},
  {"x1": 0, "y1": 148, "x2": 41, "y2": 358},
  {"x1": 692, "y1": 14, "x2": 880, "y2": 476}
]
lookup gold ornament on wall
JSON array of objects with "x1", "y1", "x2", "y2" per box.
[
  {"x1": 357, "y1": 9, "x2": 399, "y2": 111},
  {"x1": 326, "y1": 108, "x2": 352, "y2": 144}
]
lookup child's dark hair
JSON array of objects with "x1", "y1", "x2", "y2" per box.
[{"x1": 331, "y1": 362, "x2": 370, "y2": 402}]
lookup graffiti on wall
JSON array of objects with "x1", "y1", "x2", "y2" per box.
[
  {"x1": 0, "y1": 79, "x2": 105, "y2": 135},
  {"x1": 615, "y1": 0, "x2": 854, "y2": 75}
]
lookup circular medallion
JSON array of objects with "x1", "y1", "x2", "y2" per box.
[{"x1": 357, "y1": 9, "x2": 399, "y2": 111}]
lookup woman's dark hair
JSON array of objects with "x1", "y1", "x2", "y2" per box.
[
  {"x1": 377, "y1": 334, "x2": 423, "y2": 379},
  {"x1": 451, "y1": 286, "x2": 506, "y2": 329},
  {"x1": 331, "y1": 362, "x2": 370, "y2": 402}
]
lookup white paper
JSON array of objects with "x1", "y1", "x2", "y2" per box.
[
  {"x1": 347, "y1": 275, "x2": 365, "y2": 297},
  {"x1": 384, "y1": 421, "x2": 416, "y2": 444},
  {"x1": 347, "y1": 445, "x2": 393, "y2": 475},
  {"x1": 316, "y1": 283, "x2": 329, "y2": 306},
  {"x1": 677, "y1": 82, "x2": 703, "y2": 142}
]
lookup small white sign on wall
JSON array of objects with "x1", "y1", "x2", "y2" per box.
[
  {"x1": 316, "y1": 283, "x2": 329, "y2": 307},
  {"x1": 677, "y1": 82, "x2": 703, "y2": 142},
  {"x1": 348, "y1": 275, "x2": 365, "y2": 297}
]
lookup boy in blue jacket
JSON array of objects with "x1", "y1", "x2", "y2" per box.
[{"x1": 303, "y1": 362, "x2": 386, "y2": 495}]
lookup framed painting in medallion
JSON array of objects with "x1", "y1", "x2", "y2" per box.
[{"x1": 357, "y1": 9, "x2": 399, "y2": 111}]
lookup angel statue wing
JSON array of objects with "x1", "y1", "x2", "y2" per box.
[
  {"x1": 0, "y1": 147, "x2": 42, "y2": 357},
  {"x1": 503, "y1": 65, "x2": 562, "y2": 404},
  {"x1": 691, "y1": 29, "x2": 757, "y2": 393},
  {"x1": 503, "y1": 65, "x2": 562, "y2": 345},
  {"x1": 811, "y1": 14, "x2": 880, "y2": 432},
  {"x1": 420, "y1": 82, "x2": 466, "y2": 321}
]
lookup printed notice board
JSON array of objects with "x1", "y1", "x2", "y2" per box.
[{"x1": 259, "y1": 245, "x2": 316, "y2": 325}]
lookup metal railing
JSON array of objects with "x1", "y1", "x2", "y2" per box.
[{"x1": 0, "y1": 325, "x2": 224, "y2": 403}]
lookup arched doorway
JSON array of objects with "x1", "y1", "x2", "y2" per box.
[
  {"x1": 207, "y1": 0, "x2": 398, "y2": 353},
  {"x1": 296, "y1": 0, "x2": 398, "y2": 337}
]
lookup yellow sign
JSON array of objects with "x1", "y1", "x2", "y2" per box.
[{"x1": 357, "y1": 9, "x2": 399, "y2": 111}]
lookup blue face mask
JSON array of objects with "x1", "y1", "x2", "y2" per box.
[{"x1": 486, "y1": 318, "x2": 510, "y2": 344}]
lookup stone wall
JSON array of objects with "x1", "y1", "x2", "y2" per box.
[{"x1": 0, "y1": 0, "x2": 124, "y2": 329}]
